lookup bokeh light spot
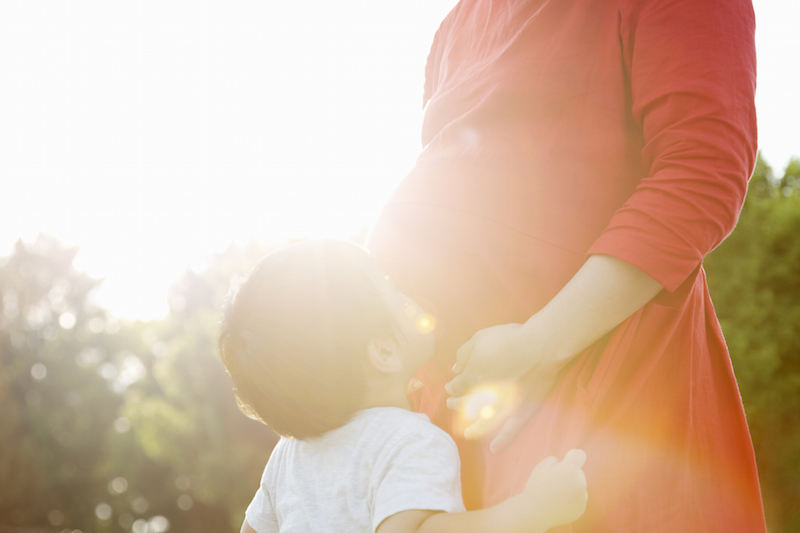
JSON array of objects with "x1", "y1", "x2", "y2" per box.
[
  {"x1": 95, "y1": 503, "x2": 112, "y2": 521},
  {"x1": 132, "y1": 496, "x2": 149, "y2": 514},
  {"x1": 31, "y1": 363, "x2": 47, "y2": 380},
  {"x1": 112, "y1": 353, "x2": 146, "y2": 393},
  {"x1": 109, "y1": 476, "x2": 128, "y2": 495},
  {"x1": 177, "y1": 494, "x2": 194, "y2": 511},
  {"x1": 48, "y1": 510, "x2": 65, "y2": 526},
  {"x1": 149, "y1": 515, "x2": 170, "y2": 533},
  {"x1": 59, "y1": 312, "x2": 76, "y2": 329}
]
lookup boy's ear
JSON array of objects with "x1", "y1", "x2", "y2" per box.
[{"x1": 365, "y1": 338, "x2": 403, "y2": 374}]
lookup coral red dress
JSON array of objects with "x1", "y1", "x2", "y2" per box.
[{"x1": 367, "y1": 0, "x2": 766, "y2": 531}]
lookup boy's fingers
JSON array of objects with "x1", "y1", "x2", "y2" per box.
[
  {"x1": 453, "y1": 338, "x2": 476, "y2": 374},
  {"x1": 532, "y1": 455, "x2": 559, "y2": 473},
  {"x1": 563, "y1": 449, "x2": 587, "y2": 468}
]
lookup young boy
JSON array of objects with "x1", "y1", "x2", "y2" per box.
[{"x1": 218, "y1": 239, "x2": 587, "y2": 533}]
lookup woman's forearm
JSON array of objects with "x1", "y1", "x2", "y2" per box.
[
  {"x1": 524, "y1": 254, "x2": 664, "y2": 368},
  {"x1": 444, "y1": 253, "x2": 665, "y2": 444}
]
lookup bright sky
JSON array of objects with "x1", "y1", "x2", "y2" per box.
[{"x1": 1, "y1": 0, "x2": 797, "y2": 320}]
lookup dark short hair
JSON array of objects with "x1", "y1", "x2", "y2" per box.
[{"x1": 218, "y1": 239, "x2": 399, "y2": 439}]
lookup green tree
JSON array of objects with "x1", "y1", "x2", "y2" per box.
[
  {"x1": 122, "y1": 239, "x2": 281, "y2": 533},
  {"x1": 0, "y1": 236, "x2": 127, "y2": 530},
  {"x1": 705, "y1": 155, "x2": 800, "y2": 533},
  {"x1": 0, "y1": 236, "x2": 197, "y2": 533}
]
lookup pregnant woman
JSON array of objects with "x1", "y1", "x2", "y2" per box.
[{"x1": 367, "y1": 0, "x2": 767, "y2": 531}]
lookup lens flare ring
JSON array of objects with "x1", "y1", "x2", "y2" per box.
[
  {"x1": 451, "y1": 382, "x2": 519, "y2": 439},
  {"x1": 415, "y1": 313, "x2": 436, "y2": 334}
]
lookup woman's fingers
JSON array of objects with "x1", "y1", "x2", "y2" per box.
[
  {"x1": 453, "y1": 337, "x2": 476, "y2": 374},
  {"x1": 445, "y1": 372, "x2": 474, "y2": 397},
  {"x1": 445, "y1": 395, "x2": 466, "y2": 411},
  {"x1": 487, "y1": 370, "x2": 557, "y2": 451},
  {"x1": 489, "y1": 401, "x2": 541, "y2": 453},
  {"x1": 463, "y1": 412, "x2": 501, "y2": 441},
  {"x1": 447, "y1": 338, "x2": 479, "y2": 396}
]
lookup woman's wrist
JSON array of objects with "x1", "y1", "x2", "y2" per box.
[
  {"x1": 519, "y1": 254, "x2": 664, "y2": 370},
  {"x1": 518, "y1": 308, "x2": 573, "y2": 373}
]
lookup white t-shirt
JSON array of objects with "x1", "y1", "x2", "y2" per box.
[{"x1": 245, "y1": 407, "x2": 466, "y2": 533}]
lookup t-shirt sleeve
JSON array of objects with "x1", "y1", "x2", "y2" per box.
[
  {"x1": 370, "y1": 427, "x2": 466, "y2": 532},
  {"x1": 244, "y1": 444, "x2": 281, "y2": 533},
  {"x1": 587, "y1": 0, "x2": 757, "y2": 292}
]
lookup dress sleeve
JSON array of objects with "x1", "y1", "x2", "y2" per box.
[
  {"x1": 370, "y1": 428, "x2": 466, "y2": 532},
  {"x1": 587, "y1": 0, "x2": 757, "y2": 292}
]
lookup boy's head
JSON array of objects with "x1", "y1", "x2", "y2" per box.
[{"x1": 218, "y1": 239, "x2": 434, "y2": 439}]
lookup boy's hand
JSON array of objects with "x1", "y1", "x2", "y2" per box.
[
  {"x1": 407, "y1": 376, "x2": 425, "y2": 394},
  {"x1": 524, "y1": 449, "x2": 588, "y2": 530}
]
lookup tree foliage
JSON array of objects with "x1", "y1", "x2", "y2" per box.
[
  {"x1": 705, "y1": 155, "x2": 800, "y2": 533},
  {"x1": 121, "y1": 238, "x2": 280, "y2": 532},
  {"x1": 0, "y1": 237, "x2": 279, "y2": 533},
  {"x1": 0, "y1": 236, "x2": 129, "y2": 530}
]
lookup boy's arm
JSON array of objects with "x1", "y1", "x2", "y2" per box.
[
  {"x1": 377, "y1": 496, "x2": 549, "y2": 533},
  {"x1": 377, "y1": 450, "x2": 587, "y2": 533},
  {"x1": 240, "y1": 519, "x2": 260, "y2": 533}
]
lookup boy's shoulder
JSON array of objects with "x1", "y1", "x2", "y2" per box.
[
  {"x1": 346, "y1": 407, "x2": 456, "y2": 450},
  {"x1": 276, "y1": 406, "x2": 457, "y2": 462},
  {"x1": 352, "y1": 406, "x2": 441, "y2": 432},
  {"x1": 254, "y1": 406, "x2": 466, "y2": 532}
]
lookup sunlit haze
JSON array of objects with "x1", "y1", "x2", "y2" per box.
[{"x1": 1, "y1": 0, "x2": 796, "y2": 320}]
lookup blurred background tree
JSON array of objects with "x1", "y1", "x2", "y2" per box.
[
  {"x1": 0, "y1": 164, "x2": 798, "y2": 532},
  {"x1": 120, "y1": 238, "x2": 279, "y2": 533},
  {"x1": 705, "y1": 154, "x2": 800, "y2": 533},
  {"x1": 0, "y1": 237, "x2": 279, "y2": 533},
  {"x1": 0, "y1": 236, "x2": 116, "y2": 529}
]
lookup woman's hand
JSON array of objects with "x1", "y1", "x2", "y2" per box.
[
  {"x1": 445, "y1": 319, "x2": 563, "y2": 449},
  {"x1": 447, "y1": 323, "x2": 538, "y2": 394},
  {"x1": 446, "y1": 254, "x2": 664, "y2": 451}
]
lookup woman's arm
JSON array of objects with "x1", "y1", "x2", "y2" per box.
[
  {"x1": 446, "y1": 254, "x2": 663, "y2": 449},
  {"x1": 448, "y1": 0, "x2": 755, "y2": 452}
]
